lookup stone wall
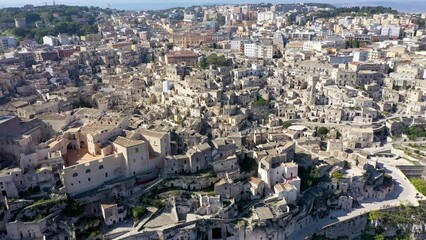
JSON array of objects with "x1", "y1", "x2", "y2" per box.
[
  {"x1": 164, "y1": 175, "x2": 219, "y2": 191},
  {"x1": 318, "y1": 214, "x2": 368, "y2": 240}
]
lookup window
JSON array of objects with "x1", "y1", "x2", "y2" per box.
[
  {"x1": 105, "y1": 173, "x2": 108, "y2": 177},
  {"x1": 99, "y1": 165, "x2": 104, "y2": 170},
  {"x1": 73, "y1": 173, "x2": 78, "y2": 177},
  {"x1": 85, "y1": 169, "x2": 91, "y2": 174},
  {"x1": 135, "y1": 147, "x2": 139, "y2": 153},
  {"x1": 88, "y1": 178, "x2": 91, "y2": 182}
]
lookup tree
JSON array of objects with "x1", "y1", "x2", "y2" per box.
[
  {"x1": 205, "y1": 53, "x2": 232, "y2": 68},
  {"x1": 417, "y1": 19, "x2": 426, "y2": 28},
  {"x1": 198, "y1": 58, "x2": 208, "y2": 69},
  {"x1": 332, "y1": 171, "x2": 344, "y2": 179},
  {"x1": 282, "y1": 121, "x2": 292, "y2": 129},
  {"x1": 346, "y1": 39, "x2": 360, "y2": 48},
  {"x1": 403, "y1": 126, "x2": 426, "y2": 140},
  {"x1": 166, "y1": 43, "x2": 173, "y2": 50},
  {"x1": 317, "y1": 127, "x2": 329, "y2": 138},
  {"x1": 273, "y1": 50, "x2": 283, "y2": 59},
  {"x1": 343, "y1": 160, "x2": 351, "y2": 169},
  {"x1": 313, "y1": 6, "x2": 397, "y2": 20},
  {"x1": 63, "y1": 198, "x2": 84, "y2": 217},
  {"x1": 132, "y1": 206, "x2": 147, "y2": 220},
  {"x1": 299, "y1": 166, "x2": 321, "y2": 190},
  {"x1": 368, "y1": 210, "x2": 383, "y2": 221},
  {"x1": 252, "y1": 97, "x2": 269, "y2": 107},
  {"x1": 374, "y1": 235, "x2": 385, "y2": 240},
  {"x1": 40, "y1": 12, "x2": 54, "y2": 22},
  {"x1": 197, "y1": 54, "x2": 226, "y2": 69},
  {"x1": 0, "y1": 6, "x2": 99, "y2": 43}
]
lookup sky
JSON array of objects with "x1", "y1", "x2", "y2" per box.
[{"x1": 0, "y1": 0, "x2": 425, "y2": 12}]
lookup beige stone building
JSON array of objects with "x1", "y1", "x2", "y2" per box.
[{"x1": 165, "y1": 50, "x2": 199, "y2": 66}]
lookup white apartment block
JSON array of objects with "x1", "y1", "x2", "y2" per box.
[
  {"x1": 42, "y1": 36, "x2": 60, "y2": 46},
  {"x1": 257, "y1": 11, "x2": 275, "y2": 22},
  {"x1": 0, "y1": 36, "x2": 17, "y2": 51},
  {"x1": 183, "y1": 13, "x2": 196, "y2": 22},
  {"x1": 244, "y1": 43, "x2": 256, "y2": 58},
  {"x1": 244, "y1": 43, "x2": 273, "y2": 59},
  {"x1": 303, "y1": 40, "x2": 345, "y2": 52},
  {"x1": 353, "y1": 50, "x2": 369, "y2": 62},
  {"x1": 381, "y1": 25, "x2": 401, "y2": 38},
  {"x1": 230, "y1": 39, "x2": 249, "y2": 52}
]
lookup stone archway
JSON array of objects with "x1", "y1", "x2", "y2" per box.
[{"x1": 66, "y1": 142, "x2": 74, "y2": 150}]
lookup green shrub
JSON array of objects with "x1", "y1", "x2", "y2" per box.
[
  {"x1": 63, "y1": 198, "x2": 84, "y2": 217},
  {"x1": 410, "y1": 178, "x2": 426, "y2": 195},
  {"x1": 282, "y1": 121, "x2": 292, "y2": 129},
  {"x1": 132, "y1": 206, "x2": 147, "y2": 220},
  {"x1": 332, "y1": 171, "x2": 344, "y2": 179}
]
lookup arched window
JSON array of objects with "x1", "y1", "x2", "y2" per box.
[
  {"x1": 99, "y1": 165, "x2": 104, "y2": 170},
  {"x1": 85, "y1": 169, "x2": 91, "y2": 174}
]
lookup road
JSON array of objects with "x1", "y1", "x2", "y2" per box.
[
  {"x1": 295, "y1": 140, "x2": 319, "y2": 158},
  {"x1": 290, "y1": 113, "x2": 401, "y2": 127},
  {"x1": 288, "y1": 162, "x2": 424, "y2": 240},
  {"x1": 114, "y1": 207, "x2": 158, "y2": 240},
  {"x1": 127, "y1": 177, "x2": 164, "y2": 204},
  {"x1": 360, "y1": 144, "x2": 392, "y2": 154}
]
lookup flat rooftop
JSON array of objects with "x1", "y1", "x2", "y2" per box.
[
  {"x1": 0, "y1": 115, "x2": 15, "y2": 124},
  {"x1": 65, "y1": 148, "x2": 102, "y2": 166},
  {"x1": 254, "y1": 207, "x2": 274, "y2": 220}
]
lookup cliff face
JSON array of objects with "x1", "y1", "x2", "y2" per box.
[{"x1": 362, "y1": 204, "x2": 426, "y2": 240}]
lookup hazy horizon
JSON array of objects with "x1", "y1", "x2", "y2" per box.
[{"x1": 0, "y1": 0, "x2": 425, "y2": 12}]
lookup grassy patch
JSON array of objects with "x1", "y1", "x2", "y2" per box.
[
  {"x1": 139, "y1": 197, "x2": 164, "y2": 209},
  {"x1": 410, "y1": 178, "x2": 426, "y2": 196},
  {"x1": 132, "y1": 206, "x2": 147, "y2": 220},
  {"x1": 252, "y1": 97, "x2": 269, "y2": 107},
  {"x1": 332, "y1": 171, "x2": 344, "y2": 179},
  {"x1": 282, "y1": 121, "x2": 292, "y2": 129}
]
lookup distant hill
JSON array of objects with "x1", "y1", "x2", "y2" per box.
[{"x1": 0, "y1": 5, "x2": 101, "y2": 43}]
